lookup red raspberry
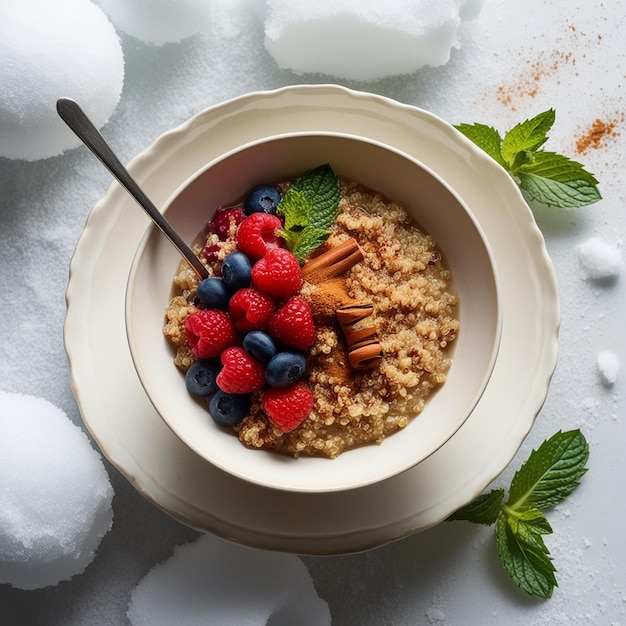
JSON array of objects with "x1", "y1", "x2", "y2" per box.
[
  {"x1": 185, "y1": 309, "x2": 238, "y2": 359},
  {"x1": 203, "y1": 243, "x2": 221, "y2": 263},
  {"x1": 209, "y1": 207, "x2": 245, "y2": 241},
  {"x1": 251, "y1": 248, "x2": 302, "y2": 299},
  {"x1": 236, "y1": 213, "x2": 283, "y2": 259},
  {"x1": 263, "y1": 382, "x2": 314, "y2": 432},
  {"x1": 268, "y1": 297, "x2": 316, "y2": 350},
  {"x1": 217, "y1": 346, "x2": 265, "y2": 394},
  {"x1": 228, "y1": 287, "x2": 276, "y2": 332}
]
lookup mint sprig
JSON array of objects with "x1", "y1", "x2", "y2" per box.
[
  {"x1": 277, "y1": 164, "x2": 341, "y2": 263},
  {"x1": 448, "y1": 430, "x2": 589, "y2": 599},
  {"x1": 455, "y1": 110, "x2": 601, "y2": 208}
]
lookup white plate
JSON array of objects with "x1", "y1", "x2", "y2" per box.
[{"x1": 65, "y1": 85, "x2": 559, "y2": 555}]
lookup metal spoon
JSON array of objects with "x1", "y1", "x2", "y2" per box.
[{"x1": 57, "y1": 98, "x2": 209, "y2": 280}]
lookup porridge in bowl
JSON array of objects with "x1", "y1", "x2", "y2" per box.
[{"x1": 163, "y1": 166, "x2": 459, "y2": 459}]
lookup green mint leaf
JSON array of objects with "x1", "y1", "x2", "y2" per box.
[
  {"x1": 278, "y1": 188, "x2": 310, "y2": 230},
  {"x1": 516, "y1": 151, "x2": 602, "y2": 208},
  {"x1": 506, "y1": 507, "x2": 553, "y2": 538},
  {"x1": 508, "y1": 430, "x2": 589, "y2": 512},
  {"x1": 456, "y1": 109, "x2": 601, "y2": 208},
  {"x1": 291, "y1": 164, "x2": 341, "y2": 231},
  {"x1": 496, "y1": 514, "x2": 557, "y2": 599},
  {"x1": 455, "y1": 123, "x2": 507, "y2": 168},
  {"x1": 277, "y1": 227, "x2": 301, "y2": 252},
  {"x1": 448, "y1": 430, "x2": 589, "y2": 599},
  {"x1": 446, "y1": 488, "x2": 505, "y2": 525},
  {"x1": 291, "y1": 228, "x2": 330, "y2": 263},
  {"x1": 501, "y1": 109, "x2": 555, "y2": 164},
  {"x1": 277, "y1": 164, "x2": 341, "y2": 263},
  {"x1": 509, "y1": 150, "x2": 534, "y2": 171}
]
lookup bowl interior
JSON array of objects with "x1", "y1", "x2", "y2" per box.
[{"x1": 126, "y1": 133, "x2": 501, "y2": 493}]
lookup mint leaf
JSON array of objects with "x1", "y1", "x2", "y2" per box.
[
  {"x1": 501, "y1": 109, "x2": 555, "y2": 163},
  {"x1": 508, "y1": 430, "x2": 589, "y2": 511},
  {"x1": 455, "y1": 123, "x2": 507, "y2": 168},
  {"x1": 455, "y1": 110, "x2": 601, "y2": 209},
  {"x1": 291, "y1": 164, "x2": 341, "y2": 231},
  {"x1": 277, "y1": 164, "x2": 340, "y2": 263},
  {"x1": 516, "y1": 152, "x2": 602, "y2": 208},
  {"x1": 279, "y1": 188, "x2": 310, "y2": 230},
  {"x1": 290, "y1": 228, "x2": 330, "y2": 262},
  {"x1": 278, "y1": 227, "x2": 301, "y2": 252},
  {"x1": 506, "y1": 507, "x2": 553, "y2": 538},
  {"x1": 447, "y1": 430, "x2": 589, "y2": 599},
  {"x1": 447, "y1": 488, "x2": 504, "y2": 525},
  {"x1": 496, "y1": 514, "x2": 557, "y2": 599}
]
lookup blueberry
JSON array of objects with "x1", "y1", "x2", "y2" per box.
[
  {"x1": 244, "y1": 185, "x2": 282, "y2": 216},
  {"x1": 208, "y1": 390, "x2": 250, "y2": 426},
  {"x1": 221, "y1": 251, "x2": 251, "y2": 290},
  {"x1": 243, "y1": 331, "x2": 277, "y2": 364},
  {"x1": 196, "y1": 277, "x2": 230, "y2": 310},
  {"x1": 265, "y1": 351, "x2": 307, "y2": 387},
  {"x1": 185, "y1": 360, "x2": 220, "y2": 397}
]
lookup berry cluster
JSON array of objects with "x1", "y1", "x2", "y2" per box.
[{"x1": 184, "y1": 185, "x2": 316, "y2": 433}]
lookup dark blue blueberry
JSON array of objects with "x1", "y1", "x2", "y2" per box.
[
  {"x1": 244, "y1": 185, "x2": 282, "y2": 216},
  {"x1": 196, "y1": 277, "x2": 230, "y2": 310},
  {"x1": 185, "y1": 360, "x2": 220, "y2": 397},
  {"x1": 265, "y1": 351, "x2": 307, "y2": 387},
  {"x1": 221, "y1": 251, "x2": 251, "y2": 290},
  {"x1": 208, "y1": 391, "x2": 250, "y2": 426},
  {"x1": 243, "y1": 331, "x2": 277, "y2": 364}
]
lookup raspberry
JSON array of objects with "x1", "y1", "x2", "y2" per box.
[
  {"x1": 268, "y1": 297, "x2": 316, "y2": 350},
  {"x1": 185, "y1": 309, "x2": 238, "y2": 359},
  {"x1": 203, "y1": 243, "x2": 221, "y2": 263},
  {"x1": 251, "y1": 248, "x2": 302, "y2": 299},
  {"x1": 209, "y1": 206, "x2": 245, "y2": 241},
  {"x1": 216, "y1": 346, "x2": 265, "y2": 395},
  {"x1": 228, "y1": 287, "x2": 276, "y2": 332},
  {"x1": 263, "y1": 382, "x2": 314, "y2": 432},
  {"x1": 236, "y1": 213, "x2": 283, "y2": 259}
]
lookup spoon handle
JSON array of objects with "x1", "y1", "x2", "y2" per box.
[{"x1": 57, "y1": 98, "x2": 208, "y2": 280}]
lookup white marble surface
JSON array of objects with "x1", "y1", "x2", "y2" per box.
[{"x1": 2, "y1": 1, "x2": 625, "y2": 623}]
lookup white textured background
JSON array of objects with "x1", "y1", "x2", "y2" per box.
[{"x1": 1, "y1": 0, "x2": 625, "y2": 623}]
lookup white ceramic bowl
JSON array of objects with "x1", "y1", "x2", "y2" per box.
[{"x1": 126, "y1": 132, "x2": 501, "y2": 493}]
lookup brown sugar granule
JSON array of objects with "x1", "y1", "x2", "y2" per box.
[{"x1": 575, "y1": 114, "x2": 624, "y2": 154}]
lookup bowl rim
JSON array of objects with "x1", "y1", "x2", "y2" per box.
[{"x1": 125, "y1": 130, "x2": 503, "y2": 493}]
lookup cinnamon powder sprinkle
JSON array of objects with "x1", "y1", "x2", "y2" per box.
[
  {"x1": 496, "y1": 50, "x2": 576, "y2": 110},
  {"x1": 494, "y1": 20, "x2": 605, "y2": 111},
  {"x1": 575, "y1": 114, "x2": 624, "y2": 154}
]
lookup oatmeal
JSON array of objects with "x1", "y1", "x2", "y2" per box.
[{"x1": 163, "y1": 172, "x2": 459, "y2": 459}]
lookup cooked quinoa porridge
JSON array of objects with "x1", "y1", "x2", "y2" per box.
[{"x1": 163, "y1": 173, "x2": 459, "y2": 459}]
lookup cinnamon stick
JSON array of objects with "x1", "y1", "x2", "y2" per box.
[
  {"x1": 342, "y1": 325, "x2": 379, "y2": 351},
  {"x1": 302, "y1": 237, "x2": 364, "y2": 284},
  {"x1": 336, "y1": 302, "x2": 374, "y2": 327},
  {"x1": 348, "y1": 344, "x2": 383, "y2": 370},
  {"x1": 302, "y1": 238, "x2": 383, "y2": 370},
  {"x1": 336, "y1": 302, "x2": 383, "y2": 371}
]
